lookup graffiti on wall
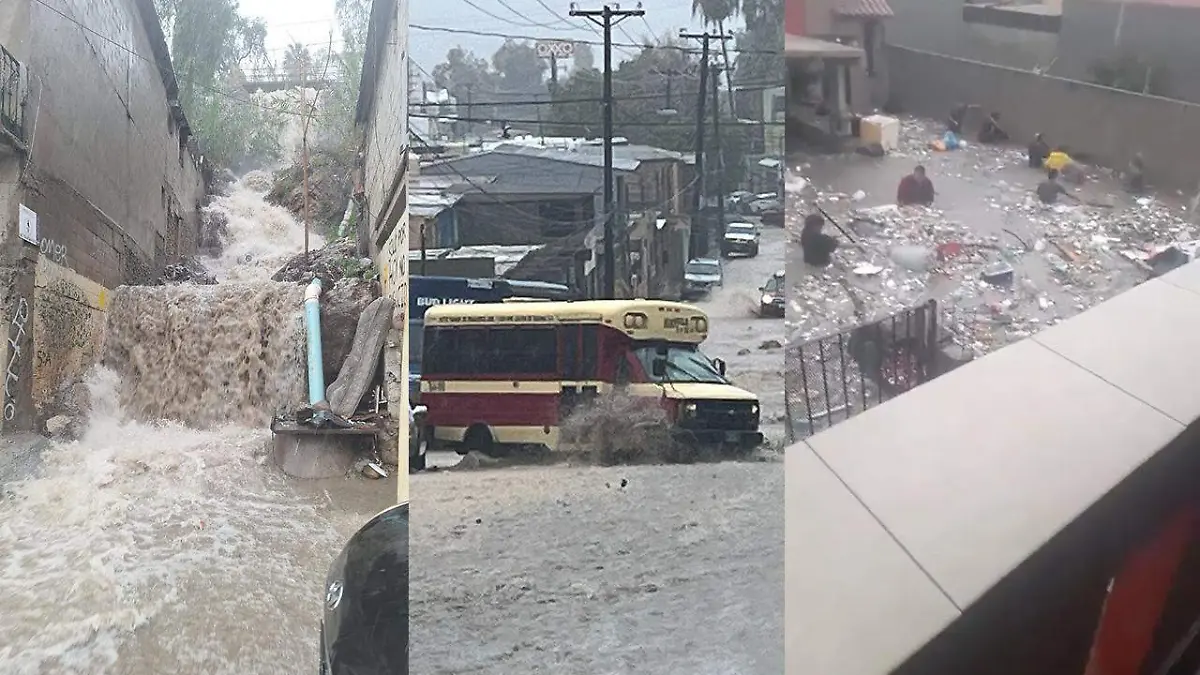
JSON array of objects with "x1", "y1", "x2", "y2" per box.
[
  {"x1": 5, "y1": 298, "x2": 30, "y2": 421},
  {"x1": 39, "y1": 238, "x2": 68, "y2": 266}
]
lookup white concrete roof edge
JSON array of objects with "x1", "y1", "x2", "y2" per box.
[{"x1": 785, "y1": 264, "x2": 1200, "y2": 674}]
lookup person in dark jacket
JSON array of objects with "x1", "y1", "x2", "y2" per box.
[
  {"x1": 1028, "y1": 133, "x2": 1050, "y2": 169},
  {"x1": 978, "y1": 112, "x2": 1009, "y2": 144},
  {"x1": 801, "y1": 214, "x2": 839, "y2": 268},
  {"x1": 896, "y1": 165, "x2": 935, "y2": 207},
  {"x1": 1126, "y1": 152, "x2": 1146, "y2": 193},
  {"x1": 1036, "y1": 169, "x2": 1079, "y2": 205}
]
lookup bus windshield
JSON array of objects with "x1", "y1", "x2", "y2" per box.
[{"x1": 632, "y1": 343, "x2": 727, "y2": 385}]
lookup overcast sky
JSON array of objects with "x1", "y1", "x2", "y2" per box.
[{"x1": 237, "y1": 0, "x2": 716, "y2": 79}]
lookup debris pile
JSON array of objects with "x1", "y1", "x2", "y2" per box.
[{"x1": 787, "y1": 151, "x2": 1198, "y2": 359}]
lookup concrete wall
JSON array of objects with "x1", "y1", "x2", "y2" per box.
[
  {"x1": 30, "y1": 256, "x2": 108, "y2": 421},
  {"x1": 887, "y1": 45, "x2": 1200, "y2": 190},
  {"x1": 886, "y1": 0, "x2": 1059, "y2": 70},
  {"x1": 358, "y1": 0, "x2": 409, "y2": 504},
  {"x1": 361, "y1": 0, "x2": 409, "y2": 260},
  {"x1": 1054, "y1": 0, "x2": 1200, "y2": 104},
  {"x1": 0, "y1": 0, "x2": 205, "y2": 431},
  {"x1": 25, "y1": 0, "x2": 205, "y2": 278}
]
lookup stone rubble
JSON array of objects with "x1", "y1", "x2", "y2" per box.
[{"x1": 786, "y1": 117, "x2": 1200, "y2": 360}]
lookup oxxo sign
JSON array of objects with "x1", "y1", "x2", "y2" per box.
[{"x1": 535, "y1": 40, "x2": 575, "y2": 59}]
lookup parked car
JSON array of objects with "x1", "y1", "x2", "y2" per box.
[
  {"x1": 682, "y1": 257, "x2": 724, "y2": 300},
  {"x1": 748, "y1": 192, "x2": 782, "y2": 214},
  {"x1": 319, "y1": 502, "x2": 408, "y2": 674},
  {"x1": 726, "y1": 190, "x2": 754, "y2": 214},
  {"x1": 759, "y1": 271, "x2": 785, "y2": 318},
  {"x1": 721, "y1": 222, "x2": 760, "y2": 258},
  {"x1": 409, "y1": 404, "x2": 428, "y2": 472}
]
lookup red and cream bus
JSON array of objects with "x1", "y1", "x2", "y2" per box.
[{"x1": 420, "y1": 299, "x2": 764, "y2": 456}]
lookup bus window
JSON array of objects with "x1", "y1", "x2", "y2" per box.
[
  {"x1": 560, "y1": 325, "x2": 579, "y2": 379},
  {"x1": 631, "y1": 343, "x2": 727, "y2": 384},
  {"x1": 580, "y1": 325, "x2": 598, "y2": 378},
  {"x1": 559, "y1": 324, "x2": 599, "y2": 381},
  {"x1": 425, "y1": 326, "x2": 557, "y2": 377}
]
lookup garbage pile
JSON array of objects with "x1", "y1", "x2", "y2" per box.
[{"x1": 787, "y1": 188, "x2": 1196, "y2": 358}]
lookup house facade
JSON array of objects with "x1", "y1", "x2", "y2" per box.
[
  {"x1": 0, "y1": 0, "x2": 207, "y2": 431},
  {"x1": 788, "y1": 0, "x2": 893, "y2": 143},
  {"x1": 420, "y1": 142, "x2": 691, "y2": 300}
]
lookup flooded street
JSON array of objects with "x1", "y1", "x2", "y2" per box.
[
  {"x1": 411, "y1": 220, "x2": 786, "y2": 674},
  {"x1": 783, "y1": 117, "x2": 1193, "y2": 436},
  {"x1": 0, "y1": 174, "x2": 388, "y2": 675}
]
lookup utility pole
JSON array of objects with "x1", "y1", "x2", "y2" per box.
[
  {"x1": 680, "y1": 29, "x2": 731, "y2": 259},
  {"x1": 711, "y1": 62, "x2": 726, "y2": 245},
  {"x1": 571, "y1": 3, "x2": 644, "y2": 300}
]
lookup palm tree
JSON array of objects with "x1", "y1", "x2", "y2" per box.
[
  {"x1": 282, "y1": 42, "x2": 314, "y2": 81},
  {"x1": 691, "y1": 0, "x2": 740, "y2": 117}
]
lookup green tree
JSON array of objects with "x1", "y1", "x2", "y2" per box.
[
  {"x1": 492, "y1": 40, "x2": 547, "y2": 95},
  {"x1": 692, "y1": 0, "x2": 741, "y2": 116},
  {"x1": 572, "y1": 41, "x2": 595, "y2": 72},
  {"x1": 733, "y1": 0, "x2": 784, "y2": 120}
]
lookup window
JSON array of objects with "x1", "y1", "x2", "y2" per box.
[
  {"x1": 425, "y1": 326, "x2": 558, "y2": 376},
  {"x1": 560, "y1": 324, "x2": 599, "y2": 381}
]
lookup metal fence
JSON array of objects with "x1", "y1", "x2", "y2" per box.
[
  {"x1": 0, "y1": 45, "x2": 21, "y2": 139},
  {"x1": 785, "y1": 300, "x2": 940, "y2": 442}
]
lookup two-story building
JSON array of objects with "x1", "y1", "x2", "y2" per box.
[
  {"x1": 788, "y1": 0, "x2": 894, "y2": 145},
  {"x1": 416, "y1": 140, "x2": 691, "y2": 300},
  {"x1": 0, "y1": 0, "x2": 207, "y2": 431}
]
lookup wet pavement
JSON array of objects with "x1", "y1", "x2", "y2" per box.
[{"x1": 410, "y1": 220, "x2": 786, "y2": 673}]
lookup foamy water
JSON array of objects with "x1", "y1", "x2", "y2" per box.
[
  {"x1": 203, "y1": 171, "x2": 326, "y2": 283},
  {"x1": 103, "y1": 282, "x2": 308, "y2": 428},
  {"x1": 0, "y1": 163, "x2": 386, "y2": 673},
  {"x1": 0, "y1": 370, "x2": 384, "y2": 674}
]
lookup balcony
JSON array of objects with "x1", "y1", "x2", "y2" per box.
[{"x1": 1, "y1": 44, "x2": 25, "y2": 150}]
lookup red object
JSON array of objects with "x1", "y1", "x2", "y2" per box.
[
  {"x1": 1084, "y1": 508, "x2": 1198, "y2": 675},
  {"x1": 937, "y1": 242, "x2": 964, "y2": 261},
  {"x1": 786, "y1": 0, "x2": 807, "y2": 36},
  {"x1": 897, "y1": 175, "x2": 935, "y2": 206}
]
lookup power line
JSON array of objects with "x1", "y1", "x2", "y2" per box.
[
  {"x1": 409, "y1": 24, "x2": 781, "y2": 56},
  {"x1": 409, "y1": 111, "x2": 783, "y2": 128},
  {"x1": 407, "y1": 82, "x2": 784, "y2": 108}
]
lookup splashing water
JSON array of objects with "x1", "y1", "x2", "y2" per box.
[
  {"x1": 202, "y1": 170, "x2": 326, "y2": 284},
  {"x1": 0, "y1": 163, "x2": 385, "y2": 673},
  {"x1": 102, "y1": 282, "x2": 308, "y2": 428},
  {"x1": 0, "y1": 369, "x2": 388, "y2": 674}
]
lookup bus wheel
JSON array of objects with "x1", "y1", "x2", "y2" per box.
[{"x1": 463, "y1": 425, "x2": 501, "y2": 458}]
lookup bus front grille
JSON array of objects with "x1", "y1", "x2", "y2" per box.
[{"x1": 682, "y1": 400, "x2": 759, "y2": 431}]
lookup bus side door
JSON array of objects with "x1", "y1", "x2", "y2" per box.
[{"x1": 559, "y1": 323, "x2": 599, "y2": 416}]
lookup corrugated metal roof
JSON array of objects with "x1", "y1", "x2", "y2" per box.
[{"x1": 835, "y1": 0, "x2": 895, "y2": 17}]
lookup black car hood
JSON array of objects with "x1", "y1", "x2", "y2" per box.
[{"x1": 322, "y1": 502, "x2": 408, "y2": 675}]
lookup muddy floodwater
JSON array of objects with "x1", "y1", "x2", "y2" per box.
[
  {"x1": 0, "y1": 173, "x2": 388, "y2": 675},
  {"x1": 413, "y1": 220, "x2": 787, "y2": 674}
]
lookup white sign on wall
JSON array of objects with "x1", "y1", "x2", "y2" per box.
[{"x1": 17, "y1": 204, "x2": 37, "y2": 246}]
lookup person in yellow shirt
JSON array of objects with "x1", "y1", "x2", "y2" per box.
[
  {"x1": 1045, "y1": 147, "x2": 1085, "y2": 183},
  {"x1": 1044, "y1": 148, "x2": 1071, "y2": 171}
]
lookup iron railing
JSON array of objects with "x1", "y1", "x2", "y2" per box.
[
  {"x1": 785, "y1": 300, "x2": 940, "y2": 442},
  {"x1": 0, "y1": 45, "x2": 22, "y2": 140}
]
